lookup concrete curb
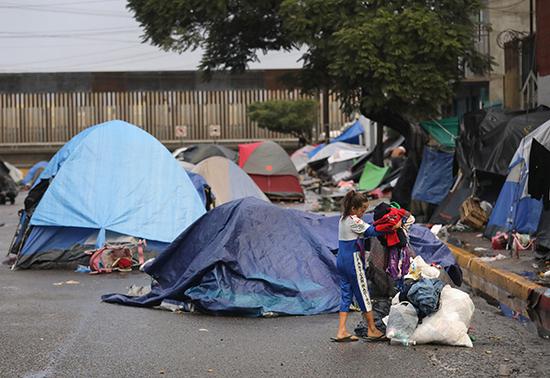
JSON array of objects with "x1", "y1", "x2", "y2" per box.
[{"x1": 447, "y1": 244, "x2": 549, "y2": 336}]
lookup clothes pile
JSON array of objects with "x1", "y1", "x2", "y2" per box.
[
  {"x1": 373, "y1": 203, "x2": 415, "y2": 290},
  {"x1": 385, "y1": 256, "x2": 475, "y2": 347}
]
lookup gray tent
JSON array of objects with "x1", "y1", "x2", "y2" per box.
[{"x1": 193, "y1": 156, "x2": 270, "y2": 206}]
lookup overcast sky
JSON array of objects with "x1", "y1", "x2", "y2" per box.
[{"x1": 0, "y1": 0, "x2": 303, "y2": 73}]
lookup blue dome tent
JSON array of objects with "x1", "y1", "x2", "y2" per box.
[{"x1": 11, "y1": 120, "x2": 205, "y2": 269}]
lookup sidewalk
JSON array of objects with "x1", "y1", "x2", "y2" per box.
[{"x1": 446, "y1": 234, "x2": 550, "y2": 338}]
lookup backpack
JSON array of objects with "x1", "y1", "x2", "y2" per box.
[{"x1": 88, "y1": 240, "x2": 145, "y2": 274}]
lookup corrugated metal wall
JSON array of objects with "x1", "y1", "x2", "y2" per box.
[{"x1": 0, "y1": 89, "x2": 348, "y2": 145}]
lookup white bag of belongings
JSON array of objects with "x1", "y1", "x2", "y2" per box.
[
  {"x1": 405, "y1": 255, "x2": 441, "y2": 280},
  {"x1": 410, "y1": 285, "x2": 475, "y2": 347},
  {"x1": 386, "y1": 302, "x2": 419, "y2": 340}
]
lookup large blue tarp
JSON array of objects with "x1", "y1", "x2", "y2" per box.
[
  {"x1": 411, "y1": 147, "x2": 454, "y2": 205},
  {"x1": 103, "y1": 198, "x2": 341, "y2": 316},
  {"x1": 333, "y1": 119, "x2": 364, "y2": 144},
  {"x1": 103, "y1": 198, "x2": 459, "y2": 315},
  {"x1": 24, "y1": 120, "x2": 205, "y2": 252}
]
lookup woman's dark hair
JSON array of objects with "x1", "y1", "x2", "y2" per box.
[{"x1": 341, "y1": 190, "x2": 367, "y2": 218}]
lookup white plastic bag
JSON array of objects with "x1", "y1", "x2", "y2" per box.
[
  {"x1": 410, "y1": 285, "x2": 475, "y2": 347},
  {"x1": 386, "y1": 302, "x2": 419, "y2": 339},
  {"x1": 405, "y1": 255, "x2": 441, "y2": 280}
]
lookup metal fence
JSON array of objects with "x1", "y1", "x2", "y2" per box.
[{"x1": 0, "y1": 89, "x2": 348, "y2": 145}]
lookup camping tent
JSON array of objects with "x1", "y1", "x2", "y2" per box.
[
  {"x1": 186, "y1": 170, "x2": 213, "y2": 209},
  {"x1": 192, "y1": 156, "x2": 270, "y2": 205},
  {"x1": 239, "y1": 141, "x2": 304, "y2": 200},
  {"x1": 486, "y1": 120, "x2": 550, "y2": 238},
  {"x1": 10, "y1": 120, "x2": 206, "y2": 269},
  {"x1": 358, "y1": 162, "x2": 390, "y2": 191},
  {"x1": 290, "y1": 145, "x2": 315, "y2": 173},
  {"x1": 173, "y1": 144, "x2": 237, "y2": 165},
  {"x1": 102, "y1": 197, "x2": 340, "y2": 316},
  {"x1": 333, "y1": 119, "x2": 364, "y2": 144}
]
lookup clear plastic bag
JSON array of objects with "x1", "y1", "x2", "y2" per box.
[{"x1": 385, "y1": 301, "x2": 419, "y2": 340}]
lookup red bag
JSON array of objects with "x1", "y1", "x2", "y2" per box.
[{"x1": 88, "y1": 240, "x2": 145, "y2": 274}]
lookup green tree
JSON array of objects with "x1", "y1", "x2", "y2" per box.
[
  {"x1": 127, "y1": 0, "x2": 489, "y2": 136},
  {"x1": 248, "y1": 99, "x2": 318, "y2": 145}
]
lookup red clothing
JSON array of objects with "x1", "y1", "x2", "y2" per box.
[{"x1": 373, "y1": 208, "x2": 408, "y2": 247}]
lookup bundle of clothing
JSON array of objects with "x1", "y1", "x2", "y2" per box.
[{"x1": 373, "y1": 203, "x2": 415, "y2": 290}]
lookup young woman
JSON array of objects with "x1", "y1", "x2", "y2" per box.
[{"x1": 332, "y1": 191, "x2": 396, "y2": 342}]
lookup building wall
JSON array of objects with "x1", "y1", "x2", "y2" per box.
[{"x1": 487, "y1": 0, "x2": 532, "y2": 105}]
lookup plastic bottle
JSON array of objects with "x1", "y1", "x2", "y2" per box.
[{"x1": 390, "y1": 337, "x2": 416, "y2": 347}]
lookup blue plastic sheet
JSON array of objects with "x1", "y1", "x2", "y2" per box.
[
  {"x1": 411, "y1": 147, "x2": 454, "y2": 205},
  {"x1": 103, "y1": 198, "x2": 340, "y2": 316}
]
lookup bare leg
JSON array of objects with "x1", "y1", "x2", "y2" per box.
[
  {"x1": 362, "y1": 311, "x2": 384, "y2": 338},
  {"x1": 336, "y1": 311, "x2": 358, "y2": 340}
]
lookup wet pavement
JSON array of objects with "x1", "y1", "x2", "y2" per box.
[{"x1": 1, "y1": 196, "x2": 549, "y2": 377}]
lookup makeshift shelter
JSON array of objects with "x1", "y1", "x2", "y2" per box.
[
  {"x1": 0, "y1": 159, "x2": 18, "y2": 205},
  {"x1": 420, "y1": 117, "x2": 459, "y2": 149},
  {"x1": 358, "y1": 162, "x2": 390, "y2": 191},
  {"x1": 333, "y1": 119, "x2": 364, "y2": 144},
  {"x1": 103, "y1": 198, "x2": 340, "y2": 316},
  {"x1": 21, "y1": 161, "x2": 48, "y2": 187},
  {"x1": 192, "y1": 156, "x2": 270, "y2": 206},
  {"x1": 411, "y1": 147, "x2": 455, "y2": 205},
  {"x1": 10, "y1": 120, "x2": 206, "y2": 269},
  {"x1": 239, "y1": 141, "x2": 304, "y2": 200},
  {"x1": 308, "y1": 142, "x2": 367, "y2": 182},
  {"x1": 173, "y1": 144, "x2": 237, "y2": 165},
  {"x1": 290, "y1": 145, "x2": 315, "y2": 173},
  {"x1": 186, "y1": 170, "x2": 214, "y2": 209},
  {"x1": 486, "y1": 120, "x2": 550, "y2": 238}
]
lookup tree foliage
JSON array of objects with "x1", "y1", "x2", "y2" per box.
[
  {"x1": 248, "y1": 99, "x2": 318, "y2": 144},
  {"x1": 128, "y1": 0, "x2": 490, "y2": 133}
]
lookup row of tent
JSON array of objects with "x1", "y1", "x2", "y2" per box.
[
  {"x1": 406, "y1": 106, "x2": 550, "y2": 250},
  {"x1": 5, "y1": 119, "x2": 461, "y2": 319},
  {"x1": 7, "y1": 121, "x2": 308, "y2": 269}
]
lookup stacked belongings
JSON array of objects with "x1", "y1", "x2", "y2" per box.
[
  {"x1": 239, "y1": 141, "x2": 304, "y2": 201},
  {"x1": 8, "y1": 120, "x2": 206, "y2": 269},
  {"x1": 0, "y1": 159, "x2": 18, "y2": 205},
  {"x1": 384, "y1": 256, "x2": 475, "y2": 347},
  {"x1": 431, "y1": 106, "x2": 550, "y2": 225}
]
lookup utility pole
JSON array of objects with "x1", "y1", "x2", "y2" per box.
[{"x1": 322, "y1": 88, "x2": 330, "y2": 144}]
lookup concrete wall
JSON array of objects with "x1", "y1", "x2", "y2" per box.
[
  {"x1": 538, "y1": 75, "x2": 550, "y2": 107},
  {"x1": 487, "y1": 0, "x2": 533, "y2": 105}
]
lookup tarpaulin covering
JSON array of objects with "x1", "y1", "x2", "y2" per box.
[
  {"x1": 333, "y1": 119, "x2": 364, "y2": 144},
  {"x1": 102, "y1": 200, "x2": 461, "y2": 315},
  {"x1": 173, "y1": 144, "x2": 237, "y2": 164},
  {"x1": 21, "y1": 161, "x2": 48, "y2": 186},
  {"x1": 290, "y1": 145, "x2": 315, "y2": 172},
  {"x1": 186, "y1": 171, "x2": 210, "y2": 206},
  {"x1": 103, "y1": 198, "x2": 341, "y2": 316},
  {"x1": 420, "y1": 117, "x2": 459, "y2": 149},
  {"x1": 358, "y1": 162, "x2": 389, "y2": 191},
  {"x1": 15, "y1": 120, "x2": 205, "y2": 268},
  {"x1": 457, "y1": 107, "x2": 550, "y2": 177},
  {"x1": 411, "y1": 147, "x2": 454, "y2": 205}
]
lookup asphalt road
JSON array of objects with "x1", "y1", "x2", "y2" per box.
[{"x1": 1, "y1": 198, "x2": 548, "y2": 378}]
